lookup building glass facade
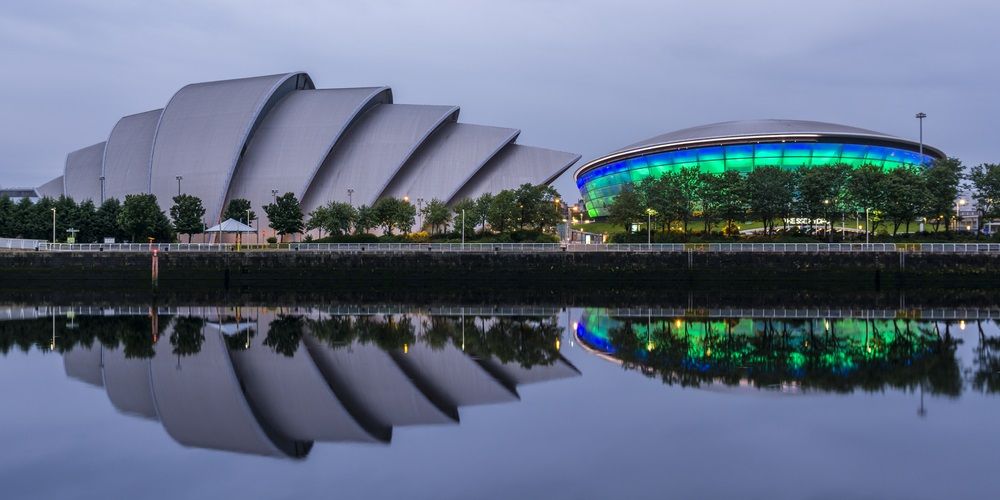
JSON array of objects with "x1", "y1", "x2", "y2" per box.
[{"x1": 576, "y1": 141, "x2": 937, "y2": 218}]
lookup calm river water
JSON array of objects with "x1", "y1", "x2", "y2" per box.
[{"x1": 0, "y1": 302, "x2": 998, "y2": 499}]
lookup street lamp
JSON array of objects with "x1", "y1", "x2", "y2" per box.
[
  {"x1": 176, "y1": 176, "x2": 183, "y2": 196},
  {"x1": 956, "y1": 198, "x2": 967, "y2": 231},
  {"x1": 271, "y1": 189, "x2": 278, "y2": 204},
  {"x1": 646, "y1": 208, "x2": 656, "y2": 248},
  {"x1": 915, "y1": 112, "x2": 927, "y2": 164},
  {"x1": 347, "y1": 188, "x2": 354, "y2": 206},
  {"x1": 99, "y1": 176, "x2": 106, "y2": 204},
  {"x1": 50, "y1": 208, "x2": 56, "y2": 243},
  {"x1": 416, "y1": 197, "x2": 424, "y2": 230}
]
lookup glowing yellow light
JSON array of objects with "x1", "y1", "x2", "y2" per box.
[
  {"x1": 824, "y1": 320, "x2": 830, "y2": 330},
  {"x1": 675, "y1": 319, "x2": 682, "y2": 329},
  {"x1": 960, "y1": 320, "x2": 966, "y2": 330},
  {"x1": 572, "y1": 322, "x2": 579, "y2": 330},
  {"x1": 705, "y1": 348, "x2": 712, "y2": 357},
  {"x1": 403, "y1": 343, "x2": 409, "y2": 354},
  {"x1": 555, "y1": 338, "x2": 561, "y2": 350},
  {"x1": 646, "y1": 341, "x2": 655, "y2": 351}
]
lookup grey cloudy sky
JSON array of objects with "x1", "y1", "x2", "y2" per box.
[{"x1": 1, "y1": 0, "x2": 998, "y2": 199}]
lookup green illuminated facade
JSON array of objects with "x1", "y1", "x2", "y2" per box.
[{"x1": 574, "y1": 120, "x2": 946, "y2": 218}]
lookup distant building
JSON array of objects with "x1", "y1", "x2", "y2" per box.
[
  {"x1": 39, "y1": 72, "x2": 580, "y2": 230},
  {"x1": 574, "y1": 119, "x2": 946, "y2": 218},
  {"x1": 0, "y1": 187, "x2": 39, "y2": 202}
]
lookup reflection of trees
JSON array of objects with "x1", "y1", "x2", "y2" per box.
[
  {"x1": 308, "y1": 314, "x2": 561, "y2": 368},
  {"x1": 972, "y1": 320, "x2": 1000, "y2": 394},
  {"x1": 601, "y1": 317, "x2": 962, "y2": 395},
  {"x1": 264, "y1": 315, "x2": 305, "y2": 357},
  {"x1": 423, "y1": 316, "x2": 561, "y2": 368},
  {"x1": 0, "y1": 315, "x2": 167, "y2": 358},
  {"x1": 169, "y1": 316, "x2": 205, "y2": 357}
]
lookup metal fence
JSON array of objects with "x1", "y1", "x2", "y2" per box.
[
  {"x1": 0, "y1": 237, "x2": 45, "y2": 250},
  {"x1": 6, "y1": 240, "x2": 1000, "y2": 254}
]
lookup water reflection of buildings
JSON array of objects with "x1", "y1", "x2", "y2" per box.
[
  {"x1": 574, "y1": 308, "x2": 1000, "y2": 397},
  {"x1": 51, "y1": 307, "x2": 579, "y2": 459}
]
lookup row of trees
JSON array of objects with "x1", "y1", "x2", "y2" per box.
[
  {"x1": 0, "y1": 183, "x2": 563, "y2": 243},
  {"x1": 606, "y1": 159, "x2": 998, "y2": 236},
  {"x1": 301, "y1": 183, "x2": 562, "y2": 239}
]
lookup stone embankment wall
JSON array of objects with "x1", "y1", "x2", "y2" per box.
[{"x1": 0, "y1": 251, "x2": 997, "y2": 292}]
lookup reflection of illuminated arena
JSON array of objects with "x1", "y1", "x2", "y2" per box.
[
  {"x1": 574, "y1": 308, "x2": 958, "y2": 393},
  {"x1": 574, "y1": 120, "x2": 946, "y2": 218}
]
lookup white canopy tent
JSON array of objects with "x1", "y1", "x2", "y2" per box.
[{"x1": 205, "y1": 218, "x2": 257, "y2": 247}]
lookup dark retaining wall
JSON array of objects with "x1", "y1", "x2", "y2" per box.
[{"x1": 1, "y1": 251, "x2": 998, "y2": 293}]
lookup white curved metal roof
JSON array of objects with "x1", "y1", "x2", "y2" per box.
[
  {"x1": 102, "y1": 109, "x2": 162, "y2": 200},
  {"x1": 102, "y1": 347, "x2": 157, "y2": 420},
  {"x1": 301, "y1": 103, "x2": 459, "y2": 212},
  {"x1": 303, "y1": 337, "x2": 457, "y2": 428},
  {"x1": 148, "y1": 72, "x2": 312, "y2": 221},
  {"x1": 64, "y1": 142, "x2": 106, "y2": 201},
  {"x1": 450, "y1": 144, "x2": 581, "y2": 203},
  {"x1": 228, "y1": 320, "x2": 385, "y2": 443},
  {"x1": 225, "y1": 87, "x2": 390, "y2": 229},
  {"x1": 63, "y1": 344, "x2": 103, "y2": 387},
  {"x1": 379, "y1": 122, "x2": 519, "y2": 203},
  {"x1": 36, "y1": 175, "x2": 64, "y2": 198},
  {"x1": 616, "y1": 119, "x2": 903, "y2": 154},
  {"x1": 149, "y1": 325, "x2": 298, "y2": 458}
]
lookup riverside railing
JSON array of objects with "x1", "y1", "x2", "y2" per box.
[
  {"x1": 0, "y1": 237, "x2": 46, "y2": 250},
  {"x1": 14, "y1": 241, "x2": 1000, "y2": 254}
]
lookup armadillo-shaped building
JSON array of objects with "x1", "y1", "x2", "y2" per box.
[{"x1": 38, "y1": 72, "x2": 580, "y2": 228}]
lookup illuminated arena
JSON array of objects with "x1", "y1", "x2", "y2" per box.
[{"x1": 574, "y1": 119, "x2": 946, "y2": 218}]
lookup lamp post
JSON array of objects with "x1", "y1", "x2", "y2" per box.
[
  {"x1": 417, "y1": 198, "x2": 424, "y2": 230},
  {"x1": 956, "y1": 198, "x2": 967, "y2": 232},
  {"x1": 51, "y1": 208, "x2": 56, "y2": 243},
  {"x1": 865, "y1": 207, "x2": 870, "y2": 244},
  {"x1": 915, "y1": 112, "x2": 927, "y2": 164},
  {"x1": 99, "y1": 176, "x2": 106, "y2": 204},
  {"x1": 645, "y1": 208, "x2": 656, "y2": 248},
  {"x1": 271, "y1": 189, "x2": 278, "y2": 204},
  {"x1": 176, "y1": 176, "x2": 183, "y2": 196},
  {"x1": 347, "y1": 188, "x2": 354, "y2": 206},
  {"x1": 823, "y1": 199, "x2": 832, "y2": 242},
  {"x1": 461, "y1": 209, "x2": 466, "y2": 249}
]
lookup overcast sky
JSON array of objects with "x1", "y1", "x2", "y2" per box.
[{"x1": 1, "y1": 0, "x2": 998, "y2": 199}]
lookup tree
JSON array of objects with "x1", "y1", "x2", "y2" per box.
[
  {"x1": 0, "y1": 195, "x2": 13, "y2": 237},
  {"x1": 797, "y1": 165, "x2": 848, "y2": 230},
  {"x1": 487, "y1": 190, "x2": 518, "y2": 233},
  {"x1": 607, "y1": 185, "x2": 644, "y2": 233},
  {"x1": 262, "y1": 192, "x2": 304, "y2": 241},
  {"x1": 372, "y1": 197, "x2": 415, "y2": 235},
  {"x1": 93, "y1": 198, "x2": 124, "y2": 242},
  {"x1": 224, "y1": 198, "x2": 256, "y2": 226},
  {"x1": 744, "y1": 166, "x2": 796, "y2": 235},
  {"x1": 923, "y1": 158, "x2": 963, "y2": 232},
  {"x1": 697, "y1": 173, "x2": 725, "y2": 233},
  {"x1": 675, "y1": 167, "x2": 701, "y2": 233},
  {"x1": 473, "y1": 193, "x2": 494, "y2": 233},
  {"x1": 118, "y1": 194, "x2": 173, "y2": 242},
  {"x1": 169, "y1": 194, "x2": 206, "y2": 242},
  {"x1": 421, "y1": 198, "x2": 451, "y2": 234},
  {"x1": 307, "y1": 201, "x2": 355, "y2": 237},
  {"x1": 846, "y1": 164, "x2": 889, "y2": 235},
  {"x1": 354, "y1": 204, "x2": 377, "y2": 234},
  {"x1": 969, "y1": 163, "x2": 1000, "y2": 231},
  {"x1": 715, "y1": 170, "x2": 747, "y2": 234},
  {"x1": 882, "y1": 167, "x2": 927, "y2": 235},
  {"x1": 451, "y1": 198, "x2": 476, "y2": 238},
  {"x1": 512, "y1": 184, "x2": 561, "y2": 231}
]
